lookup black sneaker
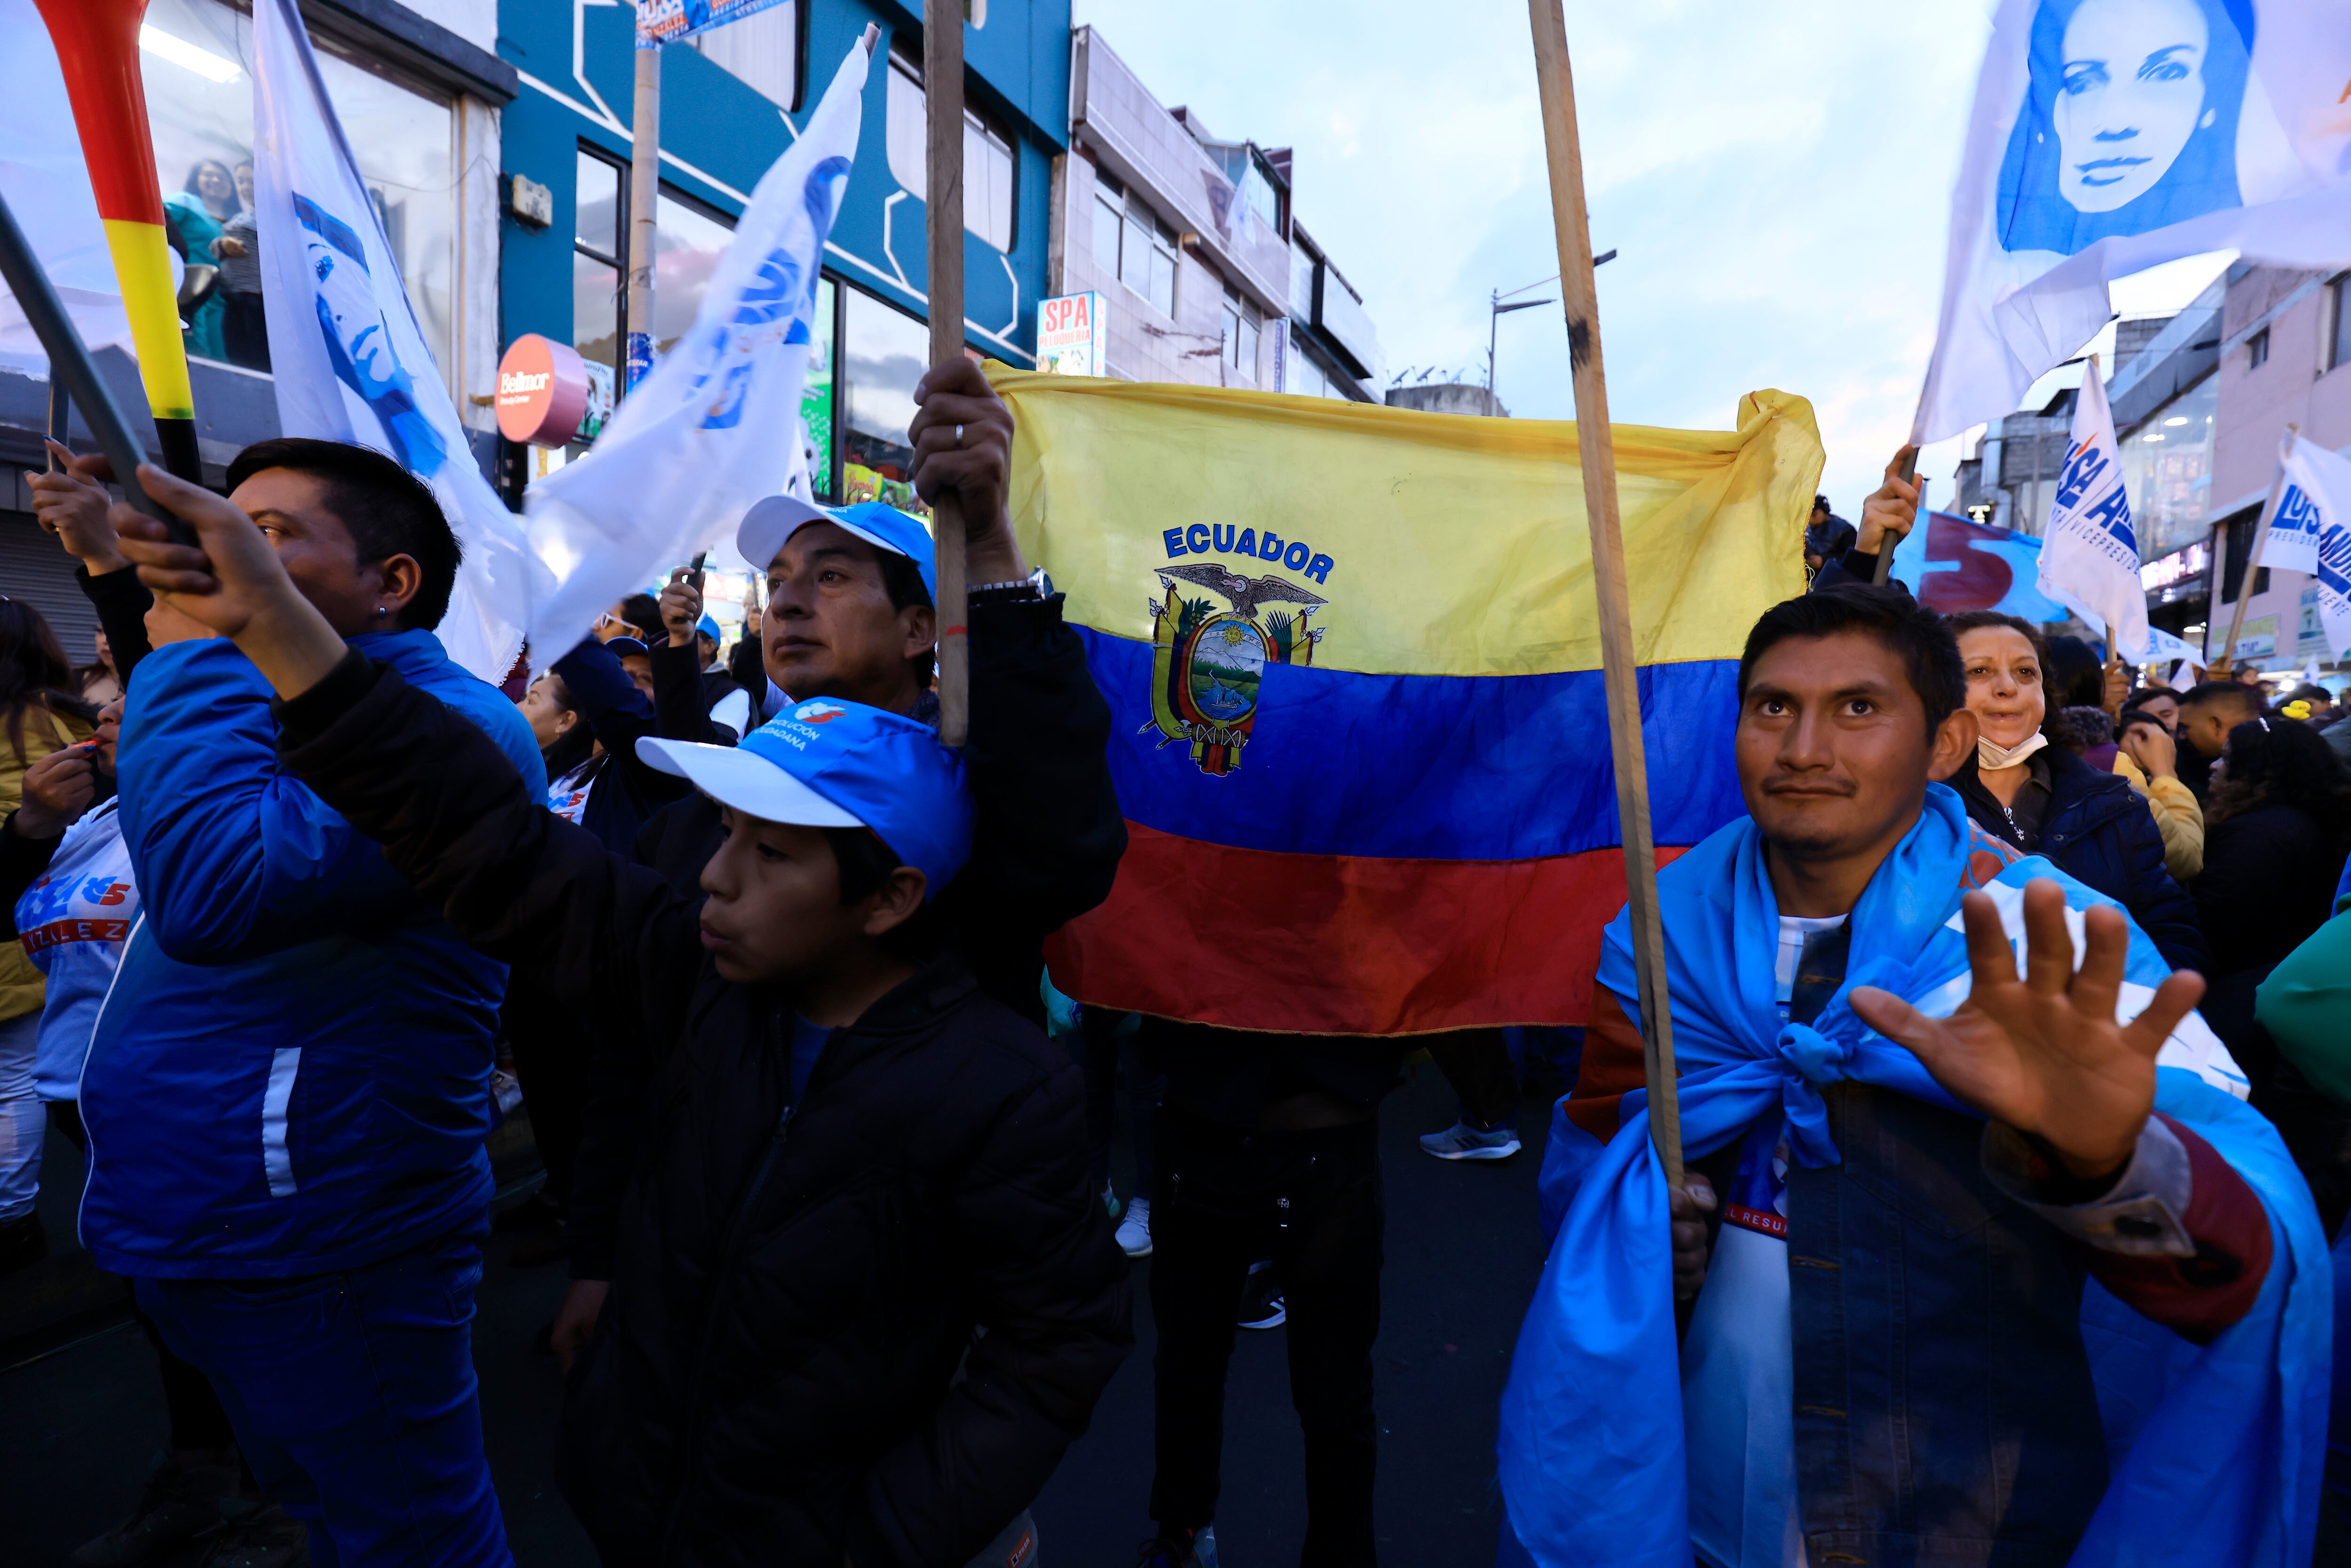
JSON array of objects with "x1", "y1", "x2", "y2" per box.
[
  {"x1": 196, "y1": 1501, "x2": 308, "y2": 1568},
  {"x1": 0, "y1": 1210, "x2": 46, "y2": 1274},
  {"x1": 70, "y1": 1453, "x2": 237, "y2": 1566},
  {"x1": 1236, "y1": 1261, "x2": 1285, "y2": 1330}
]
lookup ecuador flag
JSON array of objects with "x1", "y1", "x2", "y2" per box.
[{"x1": 990, "y1": 367, "x2": 1822, "y2": 1036}]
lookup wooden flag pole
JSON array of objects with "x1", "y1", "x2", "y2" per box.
[
  {"x1": 1526, "y1": 0, "x2": 1682, "y2": 1189},
  {"x1": 2213, "y1": 421, "x2": 2296, "y2": 678},
  {"x1": 924, "y1": 0, "x2": 971, "y2": 746}
]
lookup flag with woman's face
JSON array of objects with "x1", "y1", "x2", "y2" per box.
[{"x1": 1916, "y1": 0, "x2": 2351, "y2": 444}]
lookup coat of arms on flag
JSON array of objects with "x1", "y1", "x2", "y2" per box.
[{"x1": 1147, "y1": 561, "x2": 1326, "y2": 777}]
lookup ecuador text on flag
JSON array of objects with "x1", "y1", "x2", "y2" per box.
[{"x1": 989, "y1": 368, "x2": 1822, "y2": 1034}]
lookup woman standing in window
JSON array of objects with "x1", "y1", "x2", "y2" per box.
[{"x1": 164, "y1": 158, "x2": 243, "y2": 362}]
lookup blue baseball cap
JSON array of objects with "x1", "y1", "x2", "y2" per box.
[
  {"x1": 694, "y1": 613, "x2": 722, "y2": 642},
  {"x1": 637, "y1": 698, "x2": 972, "y2": 900},
  {"x1": 603, "y1": 635, "x2": 651, "y2": 658},
  {"x1": 736, "y1": 495, "x2": 936, "y2": 604}
]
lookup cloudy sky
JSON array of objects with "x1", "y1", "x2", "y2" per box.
[{"x1": 1069, "y1": 0, "x2": 2230, "y2": 521}]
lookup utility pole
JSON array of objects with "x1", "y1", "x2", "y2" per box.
[{"x1": 625, "y1": 41, "x2": 661, "y2": 392}]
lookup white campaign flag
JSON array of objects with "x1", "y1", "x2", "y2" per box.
[
  {"x1": 1916, "y1": 0, "x2": 2351, "y2": 443},
  {"x1": 0, "y1": 0, "x2": 140, "y2": 375},
  {"x1": 522, "y1": 32, "x2": 872, "y2": 655},
  {"x1": 2037, "y1": 366, "x2": 2150, "y2": 660},
  {"x1": 2262, "y1": 428, "x2": 2349, "y2": 575},
  {"x1": 251, "y1": 0, "x2": 527, "y2": 683},
  {"x1": 2267, "y1": 430, "x2": 2351, "y2": 658}
]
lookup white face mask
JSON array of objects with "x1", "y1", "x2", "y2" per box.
[{"x1": 1977, "y1": 730, "x2": 2049, "y2": 772}]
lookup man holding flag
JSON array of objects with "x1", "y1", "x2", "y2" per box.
[{"x1": 1499, "y1": 587, "x2": 2325, "y2": 1568}]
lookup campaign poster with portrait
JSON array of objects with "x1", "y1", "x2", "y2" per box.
[{"x1": 1917, "y1": 0, "x2": 2351, "y2": 444}]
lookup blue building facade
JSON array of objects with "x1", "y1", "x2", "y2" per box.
[{"x1": 496, "y1": 0, "x2": 1069, "y2": 503}]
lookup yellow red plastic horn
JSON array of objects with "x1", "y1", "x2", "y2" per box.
[{"x1": 34, "y1": 0, "x2": 203, "y2": 480}]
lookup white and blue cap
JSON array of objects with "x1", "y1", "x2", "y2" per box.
[
  {"x1": 694, "y1": 613, "x2": 722, "y2": 642},
  {"x1": 736, "y1": 496, "x2": 936, "y2": 604},
  {"x1": 636, "y1": 698, "x2": 972, "y2": 900}
]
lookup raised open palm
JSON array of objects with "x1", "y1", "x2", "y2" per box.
[{"x1": 1849, "y1": 879, "x2": 2205, "y2": 1182}]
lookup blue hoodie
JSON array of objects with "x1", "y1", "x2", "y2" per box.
[{"x1": 81, "y1": 630, "x2": 546, "y2": 1278}]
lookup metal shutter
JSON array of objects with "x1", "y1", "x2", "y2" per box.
[{"x1": 0, "y1": 510, "x2": 103, "y2": 670}]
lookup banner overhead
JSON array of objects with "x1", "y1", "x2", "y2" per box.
[
  {"x1": 251, "y1": 0, "x2": 528, "y2": 683},
  {"x1": 1916, "y1": 0, "x2": 2351, "y2": 443},
  {"x1": 993, "y1": 368, "x2": 1823, "y2": 1035}
]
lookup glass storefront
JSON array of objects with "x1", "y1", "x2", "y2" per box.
[
  {"x1": 839, "y1": 284, "x2": 928, "y2": 513},
  {"x1": 573, "y1": 149, "x2": 624, "y2": 385},
  {"x1": 2117, "y1": 372, "x2": 2217, "y2": 561},
  {"x1": 139, "y1": 0, "x2": 457, "y2": 373},
  {"x1": 804, "y1": 275, "x2": 836, "y2": 499}
]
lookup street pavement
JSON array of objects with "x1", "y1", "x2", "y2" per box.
[{"x1": 3, "y1": 1063, "x2": 1554, "y2": 1566}]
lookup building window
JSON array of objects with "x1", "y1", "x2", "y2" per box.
[
  {"x1": 2247, "y1": 326, "x2": 2269, "y2": 369},
  {"x1": 1221, "y1": 287, "x2": 1261, "y2": 381},
  {"x1": 573, "y1": 147, "x2": 625, "y2": 386},
  {"x1": 805, "y1": 273, "x2": 838, "y2": 499},
  {"x1": 138, "y1": 0, "x2": 457, "y2": 374},
  {"x1": 1109, "y1": 194, "x2": 1176, "y2": 318},
  {"x1": 573, "y1": 156, "x2": 742, "y2": 395},
  {"x1": 2334, "y1": 275, "x2": 2351, "y2": 372},
  {"x1": 649, "y1": 189, "x2": 735, "y2": 355},
  {"x1": 1092, "y1": 179, "x2": 1123, "y2": 276},
  {"x1": 685, "y1": 1, "x2": 799, "y2": 110},
  {"x1": 840, "y1": 284, "x2": 931, "y2": 512},
  {"x1": 884, "y1": 53, "x2": 1015, "y2": 252}
]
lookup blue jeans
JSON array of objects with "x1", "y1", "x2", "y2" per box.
[{"x1": 136, "y1": 1237, "x2": 511, "y2": 1568}]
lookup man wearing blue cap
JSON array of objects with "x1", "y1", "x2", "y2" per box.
[
  {"x1": 644, "y1": 366, "x2": 1125, "y2": 1019},
  {"x1": 111, "y1": 460, "x2": 1134, "y2": 1568}
]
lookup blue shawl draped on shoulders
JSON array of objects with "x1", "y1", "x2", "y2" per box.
[{"x1": 1496, "y1": 786, "x2": 2329, "y2": 1568}]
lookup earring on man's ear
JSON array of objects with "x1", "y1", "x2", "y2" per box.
[{"x1": 374, "y1": 605, "x2": 387, "y2": 618}]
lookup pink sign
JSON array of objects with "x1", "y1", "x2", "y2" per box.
[{"x1": 495, "y1": 333, "x2": 589, "y2": 447}]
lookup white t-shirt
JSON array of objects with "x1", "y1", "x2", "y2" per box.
[
  {"x1": 548, "y1": 760, "x2": 598, "y2": 826},
  {"x1": 1682, "y1": 913, "x2": 1845, "y2": 1568},
  {"x1": 13, "y1": 799, "x2": 136, "y2": 1100}
]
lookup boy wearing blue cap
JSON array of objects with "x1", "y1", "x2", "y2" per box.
[{"x1": 114, "y1": 461, "x2": 1133, "y2": 1568}]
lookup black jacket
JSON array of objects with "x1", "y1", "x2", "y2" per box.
[
  {"x1": 274, "y1": 654, "x2": 1133, "y2": 1568},
  {"x1": 1950, "y1": 747, "x2": 2211, "y2": 975},
  {"x1": 2193, "y1": 801, "x2": 2342, "y2": 978},
  {"x1": 552, "y1": 638, "x2": 689, "y2": 855}
]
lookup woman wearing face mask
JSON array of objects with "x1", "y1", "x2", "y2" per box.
[{"x1": 1943, "y1": 610, "x2": 2210, "y2": 976}]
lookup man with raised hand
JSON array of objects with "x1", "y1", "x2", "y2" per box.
[
  {"x1": 83, "y1": 438, "x2": 545, "y2": 1568},
  {"x1": 1499, "y1": 586, "x2": 2326, "y2": 1568},
  {"x1": 110, "y1": 453, "x2": 1129, "y2": 1568}
]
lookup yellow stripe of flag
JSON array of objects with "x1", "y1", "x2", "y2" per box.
[{"x1": 988, "y1": 370, "x2": 1822, "y2": 678}]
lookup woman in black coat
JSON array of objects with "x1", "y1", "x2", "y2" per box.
[
  {"x1": 2191, "y1": 716, "x2": 2351, "y2": 1051},
  {"x1": 1942, "y1": 611, "x2": 2211, "y2": 976}
]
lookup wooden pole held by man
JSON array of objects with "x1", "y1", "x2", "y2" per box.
[
  {"x1": 1525, "y1": 0, "x2": 1683, "y2": 1188},
  {"x1": 925, "y1": 0, "x2": 972, "y2": 745}
]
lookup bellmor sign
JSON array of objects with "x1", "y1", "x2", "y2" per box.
[{"x1": 494, "y1": 333, "x2": 590, "y2": 446}]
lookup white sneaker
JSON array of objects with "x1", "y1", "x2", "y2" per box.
[
  {"x1": 1115, "y1": 1196, "x2": 1153, "y2": 1257},
  {"x1": 1419, "y1": 1120, "x2": 1521, "y2": 1161}
]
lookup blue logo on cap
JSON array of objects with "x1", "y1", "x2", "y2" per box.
[{"x1": 736, "y1": 699, "x2": 974, "y2": 898}]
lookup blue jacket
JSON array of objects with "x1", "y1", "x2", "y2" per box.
[{"x1": 81, "y1": 630, "x2": 545, "y2": 1277}]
